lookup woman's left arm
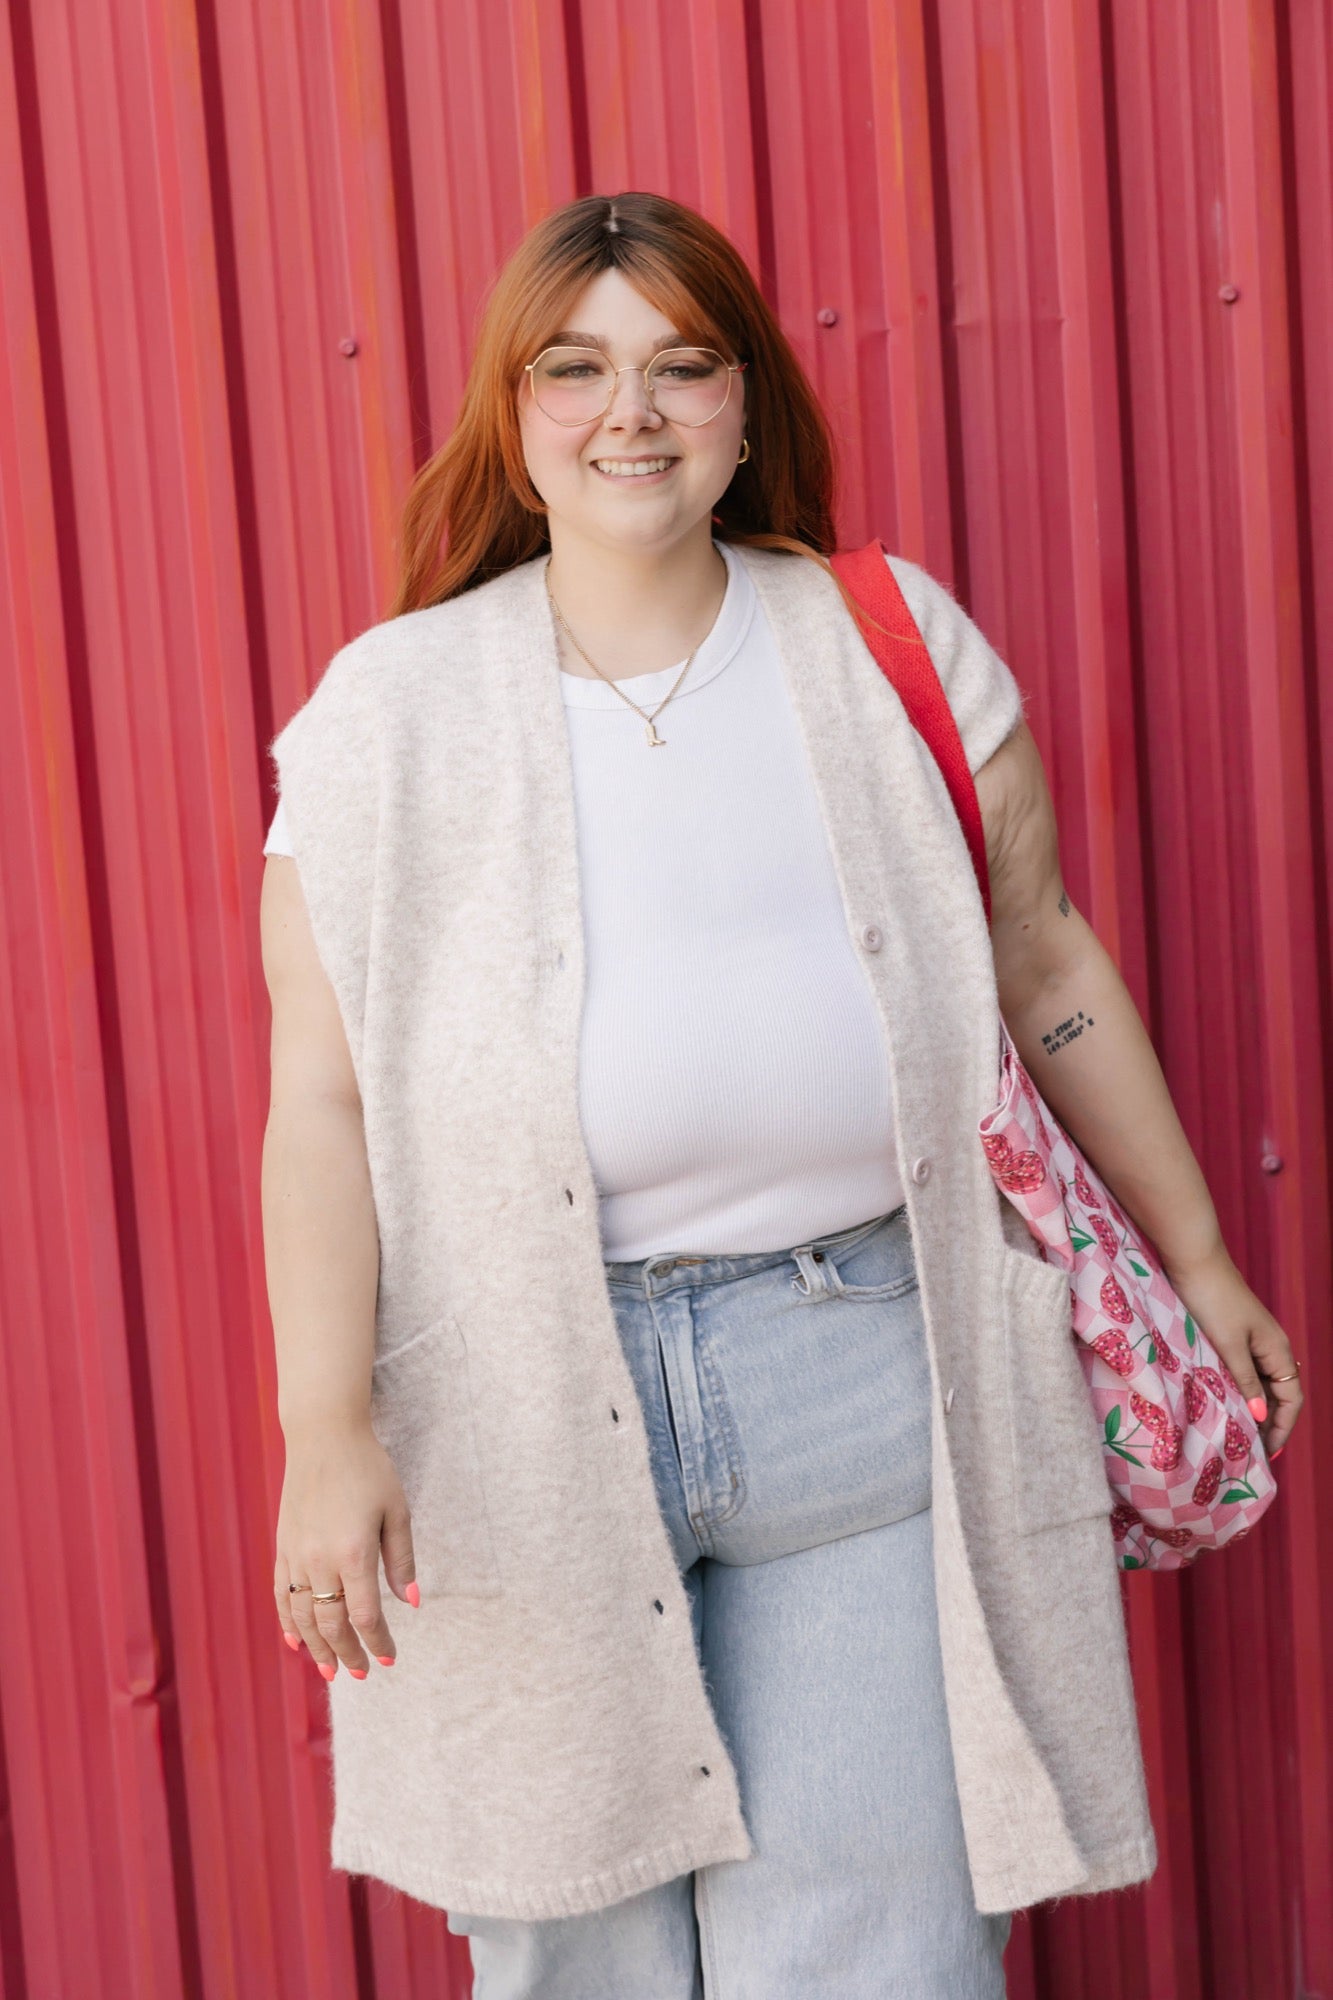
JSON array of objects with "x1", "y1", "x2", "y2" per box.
[{"x1": 976, "y1": 721, "x2": 1304, "y2": 1458}]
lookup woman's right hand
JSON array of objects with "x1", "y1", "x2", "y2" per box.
[{"x1": 274, "y1": 1417, "x2": 418, "y2": 1678}]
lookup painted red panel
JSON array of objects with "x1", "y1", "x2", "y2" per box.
[{"x1": 2, "y1": 2, "x2": 1327, "y2": 1994}]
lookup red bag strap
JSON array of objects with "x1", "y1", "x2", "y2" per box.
[{"x1": 829, "y1": 539, "x2": 992, "y2": 926}]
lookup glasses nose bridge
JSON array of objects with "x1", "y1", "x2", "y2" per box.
[{"x1": 603, "y1": 360, "x2": 660, "y2": 420}]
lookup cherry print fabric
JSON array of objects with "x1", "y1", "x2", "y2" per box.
[{"x1": 980, "y1": 1023, "x2": 1278, "y2": 1569}]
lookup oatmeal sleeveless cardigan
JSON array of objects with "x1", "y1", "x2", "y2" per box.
[{"x1": 268, "y1": 543, "x2": 1157, "y2": 1921}]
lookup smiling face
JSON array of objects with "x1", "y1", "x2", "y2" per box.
[{"x1": 517, "y1": 266, "x2": 746, "y2": 557}]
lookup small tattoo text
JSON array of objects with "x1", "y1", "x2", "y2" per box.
[{"x1": 1042, "y1": 1009, "x2": 1094, "y2": 1055}]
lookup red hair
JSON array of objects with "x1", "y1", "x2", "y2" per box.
[{"x1": 387, "y1": 191, "x2": 884, "y2": 635}]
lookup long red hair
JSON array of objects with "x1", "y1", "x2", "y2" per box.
[{"x1": 387, "y1": 191, "x2": 885, "y2": 635}]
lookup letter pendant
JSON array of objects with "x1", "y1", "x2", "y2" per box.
[{"x1": 645, "y1": 718, "x2": 667, "y2": 747}]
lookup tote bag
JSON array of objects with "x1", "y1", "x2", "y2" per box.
[{"x1": 830, "y1": 541, "x2": 1278, "y2": 1570}]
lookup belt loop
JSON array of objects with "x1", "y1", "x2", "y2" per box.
[{"x1": 791, "y1": 1247, "x2": 830, "y2": 1297}]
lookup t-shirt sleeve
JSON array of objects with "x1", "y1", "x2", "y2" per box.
[
  {"x1": 883, "y1": 554, "x2": 1028, "y2": 775},
  {"x1": 263, "y1": 793, "x2": 294, "y2": 857}
]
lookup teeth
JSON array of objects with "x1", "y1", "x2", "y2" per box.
[{"x1": 593, "y1": 458, "x2": 675, "y2": 477}]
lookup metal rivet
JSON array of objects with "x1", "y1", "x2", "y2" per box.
[{"x1": 812, "y1": 1249, "x2": 825, "y2": 1261}]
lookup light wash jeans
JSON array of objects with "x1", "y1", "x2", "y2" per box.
[{"x1": 446, "y1": 1205, "x2": 1011, "y2": 1997}]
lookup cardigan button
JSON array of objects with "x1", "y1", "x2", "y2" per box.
[
  {"x1": 944, "y1": 1384, "x2": 956, "y2": 1414},
  {"x1": 911, "y1": 1156, "x2": 932, "y2": 1185},
  {"x1": 860, "y1": 923, "x2": 883, "y2": 952}
]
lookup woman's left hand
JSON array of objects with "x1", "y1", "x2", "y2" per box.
[{"x1": 1162, "y1": 1244, "x2": 1304, "y2": 1459}]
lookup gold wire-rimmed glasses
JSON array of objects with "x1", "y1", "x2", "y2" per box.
[{"x1": 524, "y1": 345, "x2": 747, "y2": 427}]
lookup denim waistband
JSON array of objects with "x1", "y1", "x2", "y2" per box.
[{"x1": 602, "y1": 1202, "x2": 909, "y2": 1292}]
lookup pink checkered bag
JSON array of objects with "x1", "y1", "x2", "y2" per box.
[
  {"x1": 831, "y1": 542, "x2": 1278, "y2": 1569},
  {"x1": 978, "y1": 1029, "x2": 1276, "y2": 1566}
]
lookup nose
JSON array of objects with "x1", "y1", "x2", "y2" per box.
[{"x1": 603, "y1": 368, "x2": 664, "y2": 430}]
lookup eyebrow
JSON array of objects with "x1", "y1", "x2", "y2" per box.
[{"x1": 546, "y1": 330, "x2": 689, "y2": 353}]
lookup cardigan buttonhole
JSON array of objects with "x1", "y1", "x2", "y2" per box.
[
  {"x1": 611, "y1": 1406, "x2": 619, "y2": 1422},
  {"x1": 564, "y1": 1187, "x2": 574, "y2": 1204},
  {"x1": 700, "y1": 1765, "x2": 711, "y2": 1776},
  {"x1": 653, "y1": 1599, "x2": 664, "y2": 1614}
]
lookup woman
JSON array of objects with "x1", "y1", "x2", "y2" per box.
[{"x1": 259, "y1": 192, "x2": 1302, "y2": 1998}]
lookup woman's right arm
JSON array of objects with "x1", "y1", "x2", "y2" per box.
[
  {"x1": 260, "y1": 854, "x2": 416, "y2": 1676},
  {"x1": 260, "y1": 853, "x2": 378, "y2": 1431}
]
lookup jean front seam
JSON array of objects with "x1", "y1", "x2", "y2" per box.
[{"x1": 693, "y1": 1324, "x2": 747, "y2": 1528}]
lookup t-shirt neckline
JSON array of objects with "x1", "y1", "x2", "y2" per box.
[{"x1": 555, "y1": 540, "x2": 754, "y2": 710}]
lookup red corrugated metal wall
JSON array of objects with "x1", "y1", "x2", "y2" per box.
[{"x1": 2, "y1": 1, "x2": 1329, "y2": 1994}]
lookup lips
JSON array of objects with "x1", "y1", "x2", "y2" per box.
[{"x1": 590, "y1": 457, "x2": 680, "y2": 482}]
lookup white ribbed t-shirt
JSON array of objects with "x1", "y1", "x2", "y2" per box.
[{"x1": 265, "y1": 540, "x2": 1022, "y2": 1261}]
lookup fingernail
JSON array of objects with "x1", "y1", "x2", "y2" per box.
[
  {"x1": 405, "y1": 1581, "x2": 420, "y2": 1608},
  {"x1": 375, "y1": 1654, "x2": 396, "y2": 1667},
  {"x1": 348, "y1": 1667, "x2": 369, "y2": 1680},
  {"x1": 283, "y1": 1632, "x2": 302, "y2": 1652},
  {"x1": 317, "y1": 1661, "x2": 337, "y2": 1680},
  {"x1": 1248, "y1": 1396, "x2": 1268, "y2": 1421},
  {"x1": 1271, "y1": 1446, "x2": 1285, "y2": 1460}
]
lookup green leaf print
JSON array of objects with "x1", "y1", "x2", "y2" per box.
[
  {"x1": 1128, "y1": 1259, "x2": 1150, "y2": 1277},
  {"x1": 1121, "y1": 1556, "x2": 1144, "y2": 1569},
  {"x1": 1146, "y1": 1341, "x2": 1157, "y2": 1363},
  {"x1": 1108, "y1": 1442, "x2": 1144, "y2": 1466},
  {"x1": 1071, "y1": 1230, "x2": 1095, "y2": 1251},
  {"x1": 1185, "y1": 1313, "x2": 1196, "y2": 1349},
  {"x1": 1105, "y1": 1407, "x2": 1121, "y2": 1442},
  {"x1": 1221, "y1": 1483, "x2": 1257, "y2": 1504}
]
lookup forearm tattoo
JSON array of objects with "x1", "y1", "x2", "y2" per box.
[{"x1": 1042, "y1": 1009, "x2": 1095, "y2": 1055}]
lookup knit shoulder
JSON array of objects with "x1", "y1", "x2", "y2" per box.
[{"x1": 882, "y1": 555, "x2": 1028, "y2": 776}]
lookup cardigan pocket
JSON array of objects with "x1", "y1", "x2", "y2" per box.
[
  {"x1": 370, "y1": 1315, "x2": 503, "y2": 1598},
  {"x1": 999, "y1": 1243, "x2": 1112, "y2": 1535}
]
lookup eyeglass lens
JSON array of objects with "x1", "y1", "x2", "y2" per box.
[{"x1": 530, "y1": 347, "x2": 733, "y2": 425}]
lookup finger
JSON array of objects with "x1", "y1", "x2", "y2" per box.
[
  {"x1": 380, "y1": 1495, "x2": 417, "y2": 1634},
  {"x1": 288, "y1": 1570, "x2": 345, "y2": 1675},
  {"x1": 1262, "y1": 1379, "x2": 1304, "y2": 1459},
  {"x1": 1208, "y1": 1331, "x2": 1269, "y2": 1422},
  {"x1": 335, "y1": 1502, "x2": 416, "y2": 1668},
  {"x1": 1248, "y1": 1321, "x2": 1303, "y2": 1440},
  {"x1": 273, "y1": 1560, "x2": 305, "y2": 1653},
  {"x1": 309, "y1": 1565, "x2": 371, "y2": 1678}
]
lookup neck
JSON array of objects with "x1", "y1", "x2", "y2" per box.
[{"x1": 544, "y1": 525, "x2": 728, "y2": 680}]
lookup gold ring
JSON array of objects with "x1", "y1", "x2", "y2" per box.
[
  {"x1": 288, "y1": 1582, "x2": 312, "y2": 1593},
  {"x1": 1266, "y1": 1366, "x2": 1301, "y2": 1383},
  {"x1": 311, "y1": 1589, "x2": 346, "y2": 1603}
]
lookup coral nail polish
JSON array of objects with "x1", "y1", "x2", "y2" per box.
[
  {"x1": 283, "y1": 1632, "x2": 302, "y2": 1652},
  {"x1": 318, "y1": 1662, "x2": 337, "y2": 1681},
  {"x1": 349, "y1": 1668, "x2": 369, "y2": 1680},
  {"x1": 376, "y1": 1655, "x2": 396, "y2": 1667},
  {"x1": 1271, "y1": 1447, "x2": 1285, "y2": 1460},
  {"x1": 1247, "y1": 1395, "x2": 1268, "y2": 1422},
  {"x1": 406, "y1": 1581, "x2": 421, "y2": 1608}
]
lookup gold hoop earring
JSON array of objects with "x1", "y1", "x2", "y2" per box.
[{"x1": 737, "y1": 437, "x2": 751, "y2": 464}]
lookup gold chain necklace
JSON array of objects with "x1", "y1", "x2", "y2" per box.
[{"x1": 544, "y1": 561, "x2": 704, "y2": 749}]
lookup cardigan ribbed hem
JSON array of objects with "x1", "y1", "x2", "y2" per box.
[
  {"x1": 972, "y1": 1831, "x2": 1158, "y2": 1915},
  {"x1": 329, "y1": 1820, "x2": 757, "y2": 1922}
]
